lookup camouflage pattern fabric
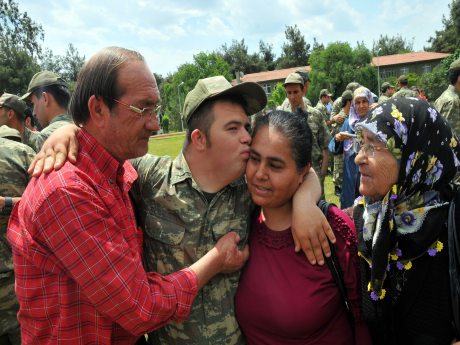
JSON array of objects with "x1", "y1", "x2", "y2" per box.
[
  {"x1": 330, "y1": 110, "x2": 348, "y2": 188},
  {"x1": 434, "y1": 85, "x2": 460, "y2": 135},
  {"x1": 331, "y1": 96, "x2": 342, "y2": 116},
  {"x1": 315, "y1": 101, "x2": 330, "y2": 124},
  {"x1": 23, "y1": 113, "x2": 73, "y2": 151},
  {"x1": 279, "y1": 96, "x2": 311, "y2": 109},
  {"x1": 130, "y1": 153, "x2": 253, "y2": 345},
  {"x1": 391, "y1": 87, "x2": 417, "y2": 99},
  {"x1": 0, "y1": 138, "x2": 35, "y2": 344},
  {"x1": 280, "y1": 102, "x2": 331, "y2": 196},
  {"x1": 378, "y1": 95, "x2": 391, "y2": 104}
]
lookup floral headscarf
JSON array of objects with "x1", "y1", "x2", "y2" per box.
[
  {"x1": 355, "y1": 97, "x2": 460, "y2": 300},
  {"x1": 349, "y1": 86, "x2": 374, "y2": 132}
]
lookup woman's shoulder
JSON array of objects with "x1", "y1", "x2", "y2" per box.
[{"x1": 326, "y1": 204, "x2": 357, "y2": 249}]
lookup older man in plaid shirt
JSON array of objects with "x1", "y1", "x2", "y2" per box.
[{"x1": 7, "y1": 47, "x2": 247, "y2": 345}]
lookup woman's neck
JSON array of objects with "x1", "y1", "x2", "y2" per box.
[{"x1": 260, "y1": 203, "x2": 293, "y2": 231}]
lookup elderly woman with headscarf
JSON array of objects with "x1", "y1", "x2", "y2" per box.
[
  {"x1": 353, "y1": 97, "x2": 460, "y2": 344},
  {"x1": 329, "y1": 86, "x2": 374, "y2": 209}
]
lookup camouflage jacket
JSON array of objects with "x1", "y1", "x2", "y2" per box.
[
  {"x1": 315, "y1": 101, "x2": 330, "y2": 123},
  {"x1": 378, "y1": 95, "x2": 391, "y2": 104},
  {"x1": 279, "y1": 96, "x2": 311, "y2": 109},
  {"x1": 434, "y1": 85, "x2": 460, "y2": 135},
  {"x1": 130, "y1": 153, "x2": 252, "y2": 345},
  {"x1": 391, "y1": 87, "x2": 417, "y2": 99},
  {"x1": 330, "y1": 109, "x2": 348, "y2": 137},
  {"x1": 331, "y1": 96, "x2": 342, "y2": 116},
  {"x1": 0, "y1": 138, "x2": 35, "y2": 275},
  {"x1": 23, "y1": 113, "x2": 73, "y2": 152},
  {"x1": 279, "y1": 102, "x2": 331, "y2": 172}
]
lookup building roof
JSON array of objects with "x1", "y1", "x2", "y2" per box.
[
  {"x1": 236, "y1": 66, "x2": 310, "y2": 84},
  {"x1": 372, "y1": 51, "x2": 451, "y2": 67}
]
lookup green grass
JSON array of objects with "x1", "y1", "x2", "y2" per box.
[{"x1": 148, "y1": 134, "x2": 340, "y2": 205}]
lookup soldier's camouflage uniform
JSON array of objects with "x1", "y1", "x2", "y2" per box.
[
  {"x1": 279, "y1": 102, "x2": 331, "y2": 196},
  {"x1": 378, "y1": 95, "x2": 391, "y2": 104},
  {"x1": 330, "y1": 109, "x2": 348, "y2": 190},
  {"x1": 279, "y1": 96, "x2": 311, "y2": 109},
  {"x1": 23, "y1": 113, "x2": 73, "y2": 152},
  {"x1": 131, "y1": 154, "x2": 252, "y2": 345},
  {"x1": 0, "y1": 138, "x2": 35, "y2": 345},
  {"x1": 434, "y1": 85, "x2": 460, "y2": 135},
  {"x1": 331, "y1": 97, "x2": 342, "y2": 117},
  {"x1": 391, "y1": 87, "x2": 417, "y2": 99}
]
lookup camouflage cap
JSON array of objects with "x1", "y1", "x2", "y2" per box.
[
  {"x1": 283, "y1": 73, "x2": 304, "y2": 87},
  {"x1": 341, "y1": 90, "x2": 353, "y2": 102},
  {"x1": 319, "y1": 89, "x2": 332, "y2": 97},
  {"x1": 345, "y1": 82, "x2": 360, "y2": 92},
  {"x1": 449, "y1": 57, "x2": 460, "y2": 72},
  {"x1": 398, "y1": 75, "x2": 408, "y2": 84},
  {"x1": 381, "y1": 82, "x2": 395, "y2": 89},
  {"x1": 21, "y1": 71, "x2": 67, "y2": 100},
  {"x1": 294, "y1": 69, "x2": 310, "y2": 83},
  {"x1": 0, "y1": 125, "x2": 21, "y2": 141},
  {"x1": 0, "y1": 93, "x2": 27, "y2": 118},
  {"x1": 182, "y1": 76, "x2": 267, "y2": 123}
]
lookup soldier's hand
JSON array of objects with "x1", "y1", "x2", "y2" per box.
[
  {"x1": 29, "y1": 124, "x2": 80, "y2": 177},
  {"x1": 332, "y1": 115, "x2": 345, "y2": 124},
  {"x1": 292, "y1": 203, "x2": 335, "y2": 266},
  {"x1": 215, "y1": 232, "x2": 249, "y2": 273}
]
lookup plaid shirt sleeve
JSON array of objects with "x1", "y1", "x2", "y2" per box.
[{"x1": 10, "y1": 176, "x2": 198, "y2": 338}]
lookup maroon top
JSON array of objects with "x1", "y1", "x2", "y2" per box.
[{"x1": 235, "y1": 205, "x2": 371, "y2": 345}]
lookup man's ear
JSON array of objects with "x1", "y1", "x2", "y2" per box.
[
  {"x1": 190, "y1": 128, "x2": 207, "y2": 151},
  {"x1": 87, "y1": 95, "x2": 110, "y2": 128}
]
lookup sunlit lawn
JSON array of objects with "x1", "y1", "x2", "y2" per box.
[{"x1": 148, "y1": 133, "x2": 339, "y2": 205}]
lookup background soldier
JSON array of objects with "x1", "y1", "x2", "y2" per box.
[
  {"x1": 434, "y1": 57, "x2": 460, "y2": 135},
  {"x1": 0, "y1": 125, "x2": 35, "y2": 345}
]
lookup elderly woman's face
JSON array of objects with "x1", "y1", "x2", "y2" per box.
[
  {"x1": 354, "y1": 129, "x2": 399, "y2": 201},
  {"x1": 355, "y1": 97, "x2": 369, "y2": 118}
]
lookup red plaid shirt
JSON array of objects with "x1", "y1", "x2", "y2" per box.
[{"x1": 8, "y1": 129, "x2": 198, "y2": 344}]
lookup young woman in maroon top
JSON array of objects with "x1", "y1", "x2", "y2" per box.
[{"x1": 235, "y1": 109, "x2": 371, "y2": 345}]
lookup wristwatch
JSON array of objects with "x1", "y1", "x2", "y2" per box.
[{"x1": 3, "y1": 197, "x2": 13, "y2": 213}]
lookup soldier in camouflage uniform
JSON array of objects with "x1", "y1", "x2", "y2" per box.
[
  {"x1": 0, "y1": 126, "x2": 35, "y2": 345},
  {"x1": 315, "y1": 88, "x2": 333, "y2": 124},
  {"x1": 329, "y1": 90, "x2": 353, "y2": 196},
  {"x1": 0, "y1": 93, "x2": 28, "y2": 139},
  {"x1": 330, "y1": 82, "x2": 360, "y2": 117},
  {"x1": 20, "y1": 71, "x2": 73, "y2": 151},
  {"x1": 279, "y1": 73, "x2": 331, "y2": 198},
  {"x1": 434, "y1": 57, "x2": 460, "y2": 135},
  {"x1": 392, "y1": 75, "x2": 417, "y2": 99},
  {"x1": 279, "y1": 70, "x2": 312, "y2": 109},
  {"x1": 378, "y1": 82, "x2": 395, "y2": 104}
]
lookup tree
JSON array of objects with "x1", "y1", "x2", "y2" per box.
[
  {"x1": 308, "y1": 42, "x2": 377, "y2": 99},
  {"x1": 426, "y1": 0, "x2": 460, "y2": 52},
  {"x1": 0, "y1": 0, "x2": 44, "y2": 93},
  {"x1": 39, "y1": 44, "x2": 85, "y2": 91},
  {"x1": 259, "y1": 40, "x2": 276, "y2": 71},
  {"x1": 220, "y1": 39, "x2": 269, "y2": 76},
  {"x1": 267, "y1": 83, "x2": 285, "y2": 109},
  {"x1": 372, "y1": 34, "x2": 414, "y2": 56},
  {"x1": 276, "y1": 25, "x2": 311, "y2": 69},
  {"x1": 159, "y1": 52, "x2": 232, "y2": 131},
  {"x1": 161, "y1": 114, "x2": 170, "y2": 133}
]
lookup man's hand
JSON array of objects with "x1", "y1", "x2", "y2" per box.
[
  {"x1": 332, "y1": 114, "x2": 345, "y2": 125},
  {"x1": 28, "y1": 124, "x2": 80, "y2": 177},
  {"x1": 335, "y1": 131, "x2": 355, "y2": 142},
  {"x1": 214, "y1": 232, "x2": 249, "y2": 273}
]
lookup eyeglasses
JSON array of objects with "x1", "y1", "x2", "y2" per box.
[
  {"x1": 352, "y1": 138, "x2": 388, "y2": 157},
  {"x1": 112, "y1": 98, "x2": 161, "y2": 120}
]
